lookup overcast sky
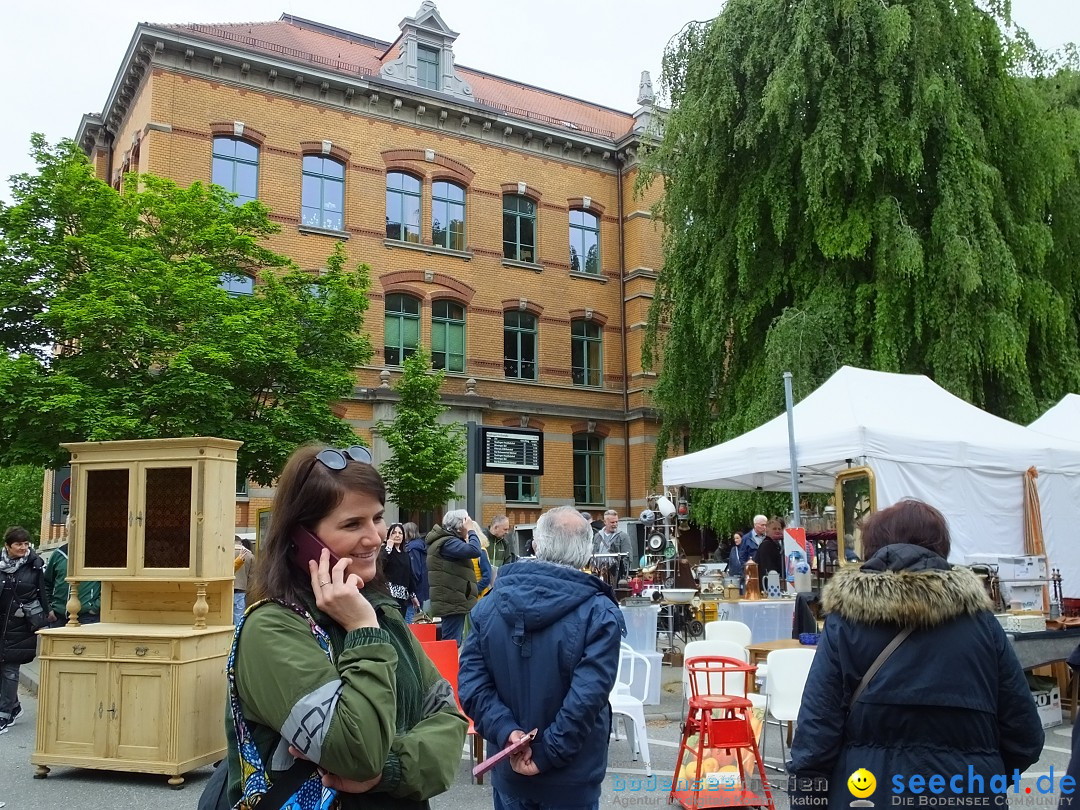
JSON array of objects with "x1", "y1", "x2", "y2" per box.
[{"x1": 1, "y1": 0, "x2": 1075, "y2": 202}]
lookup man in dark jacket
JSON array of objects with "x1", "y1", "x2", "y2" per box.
[
  {"x1": 425, "y1": 509, "x2": 482, "y2": 646},
  {"x1": 485, "y1": 514, "x2": 515, "y2": 568},
  {"x1": 1, "y1": 526, "x2": 49, "y2": 733},
  {"x1": 460, "y1": 506, "x2": 625, "y2": 810}
]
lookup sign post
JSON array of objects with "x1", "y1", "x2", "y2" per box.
[{"x1": 465, "y1": 425, "x2": 545, "y2": 520}]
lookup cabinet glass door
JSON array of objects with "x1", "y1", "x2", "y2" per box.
[
  {"x1": 142, "y1": 466, "x2": 193, "y2": 571},
  {"x1": 84, "y1": 468, "x2": 131, "y2": 569}
]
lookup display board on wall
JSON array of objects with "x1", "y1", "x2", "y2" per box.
[{"x1": 478, "y1": 427, "x2": 544, "y2": 475}]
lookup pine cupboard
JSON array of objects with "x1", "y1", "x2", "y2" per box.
[{"x1": 32, "y1": 437, "x2": 240, "y2": 787}]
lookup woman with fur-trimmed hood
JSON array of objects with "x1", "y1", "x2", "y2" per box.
[{"x1": 789, "y1": 499, "x2": 1043, "y2": 807}]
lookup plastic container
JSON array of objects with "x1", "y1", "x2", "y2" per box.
[{"x1": 620, "y1": 604, "x2": 660, "y2": 652}]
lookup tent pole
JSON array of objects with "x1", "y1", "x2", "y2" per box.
[{"x1": 784, "y1": 371, "x2": 801, "y2": 528}]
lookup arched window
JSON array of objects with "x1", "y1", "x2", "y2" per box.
[
  {"x1": 503, "y1": 310, "x2": 537, "y2": 380},
  {"x1": 431, "y1": 300, "x2": 466, "y2": 373},
  {"x1": 571, "y1": 319, "x2": 603, "y2": 387},
  {"x1": 573, "y1": 434, "x2": 605, "y2": 505},
  {"x1": 384, "y1": 294, "x2": 421, "y2": 366},
  {"x1": 211, "y1": 138, "x2": 259, "y2": 204},
  {"x1": 220, "y1": 272, "x2": 254, "y2": 296},
  {"x1": 301, "y1": 155, "x2": 345, "y2": 230},
  {"x1": 503, "y1": 194, "x2": 536, "y2": 263},
  {"x1": 432, "y1": 181, "x2": 466, "y2": 251},
  {"x1": 569, "y1": 209, "x2": 600, "y2": 274},
  {"x1": 386, "y1": 172, "x2": 422, "y2": 243}
]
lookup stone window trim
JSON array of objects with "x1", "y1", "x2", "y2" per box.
[
  {"x1": 569, "y1": 309, "x2": 609, "y2": 327},
  {"x1": 500, "y1": 182, "x2": 542, "y2": 203},
  {"x1": 300, "y1": 140, "x2": 351, "y2": 163},
  {"x1": 381, "y1": 270, "x2": 475, "y2": 304},
  {"x1": 428, "y1": 290, "x2": 470, "y2": 308},
  {"x1": 430, "y1": 170, "x2": 472, "y2": 188},
  {"x1": 501, "y1": 417, "x2": 546, "y2": 431},
  {"x1": 208, "y1": 122, "x2": 266, "y2": 145},
  {"x1": 381, "y1": 283, "x2": 429, "y2": 302},
  {"x1": 570, "y1": 422, "x2": 612, "y2": 439},
  {"x1": 380, "y1": 149, "x2": 475, "y2": 185},
  {"x1": 384, "y1": 162, "x2": 428, "y2": 182},
  {"x1": 567, "y1": 197, "x2": 606, "y2": 216},
  {"x1": 501, "y1": 299, "x2": 544, "y2": 318}
]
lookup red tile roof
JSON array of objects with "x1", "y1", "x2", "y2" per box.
[{"x1": 160, "y1": 17, "x2": 634, "y2": 140}]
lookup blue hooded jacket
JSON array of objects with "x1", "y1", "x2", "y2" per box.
[
  {"x1": 459, "y1": 560, "x2": 626, "y2": 804},
  {"x1": 405, "y1": 537, "x2": 429, "y2": 604}
]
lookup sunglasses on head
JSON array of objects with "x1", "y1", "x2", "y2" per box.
[{"x1": 298, "y1": 445, "x2": 373, "y2": 491}]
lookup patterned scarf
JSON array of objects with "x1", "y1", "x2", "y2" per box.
[{"x1": 0, "y1": 547, "x2": 29, "y2": 575}]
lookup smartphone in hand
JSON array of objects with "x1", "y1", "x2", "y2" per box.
[{"x1": 290, "y1": 525, "x2": 342, "y2": 574}]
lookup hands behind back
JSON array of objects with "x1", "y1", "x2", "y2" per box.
[{"x1": 507, "y1": 729, "x2": 540, "y2": 777}]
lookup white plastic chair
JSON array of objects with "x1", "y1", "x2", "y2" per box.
[
  {"x1": 609, "y1": 642, "x2": 653, "y2": 775},
  {"x1": 762, "y1": 647, "x2": 817, "y2": 769},
  {"x1": 682, "y1": 639, "x2": 767, "y2": 713},
  {"x1": 704, "y1": 620, "x2": 753, "y2": 648}
]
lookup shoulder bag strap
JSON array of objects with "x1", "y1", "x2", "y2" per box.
[{"x1": 851, "y1": 626, "x2": 914, "y2": 706}]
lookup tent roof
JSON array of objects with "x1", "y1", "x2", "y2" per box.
[
  {"x1": 662, "y1": 366, "x2": 1080, "y2": 491},
  {"x1": 1030, "y1": 393, "x2": 1080, "y2": 440}
]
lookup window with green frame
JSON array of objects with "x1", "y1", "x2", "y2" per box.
[
  {"x1": 431, "y1": 300, "x2": 465, "y2": 373},
  {"x1": 504, "y1": 474, "x2": 539, "y2": 504},
  {"x1": 386, "y1": 171, "x2": 422, "y2": 243},
  {"x1": 573, "y1": 434, "x2": 604, "y2": 505},
  {"x1": 417, "y1": 44, "x2": 440, "y2": 90},
  {"x1": 504, "y1": 310, "x2": 537, "y2": 379},
  {"x1": 432, "y1": 181, "x2": 466, "y2": 251},
  {"x1": 569, "y1": 209, "x2": 600, "y2": 273},
  {"x1": 384, "y1": 293, "x2": 420, "y2": 366},
  {"x1": 211, "y1": 137, "x2": 259, "y2": 204},
  {"x1": 301, "y1": 155, "x2": 345, "y2": 230},
  {"x1": 503, "y1": 194, "x2": 536, "y2": 262},
  {"x1": 571, "y1": 319, "x2": 603, "y2": 387}
]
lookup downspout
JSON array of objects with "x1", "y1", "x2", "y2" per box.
[{"x1": 617, "y1": 155, "x2": 631, "y2": 517}]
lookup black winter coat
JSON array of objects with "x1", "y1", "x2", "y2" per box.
[
  {"x1": 789, "y1": 544, "x2": 1043, "y2": 807},
  {"x1": 1, "y1": 549, "x2": 48, "y2": 665}
]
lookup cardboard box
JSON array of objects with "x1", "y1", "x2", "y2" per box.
[
  {"x1": 1028, "y1": 676, "x2": 1063, "y2": 729},
  {"x1": 1000, "y1": 582, "x2": 1046, "y2": 612},
  {"x1": 966, "y1": 554, "x2": 1047, "y2": 582}
]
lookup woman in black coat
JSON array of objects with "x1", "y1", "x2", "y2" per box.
[
  {"x1": 789, "y1": 500, "x2": 1043, "y2": 807},
  {"x1": 1, "y1": 526, "x2": 48, "y2": 733},
  {"x1": 381, "y1": 522, "x2": 414, "y2": 617}
]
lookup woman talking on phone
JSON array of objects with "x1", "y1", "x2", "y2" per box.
[{"x1": 226, "y1": 444, "x2": 467, "y2": 810}]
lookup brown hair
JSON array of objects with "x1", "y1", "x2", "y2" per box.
[
  {"x1": 247, "y1": 444, "x2": 388, "y2": 606},
  {"x1": 4, "y1": 526, "x2": 31, "y2": 546},
  {"x1": 860, "y1": 499, "x2": 950, "y2": 560}
]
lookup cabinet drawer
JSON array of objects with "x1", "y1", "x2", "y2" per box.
[
  {"x1": 44, "y1": 637, "x2": 109, "y2": 659},
  {"x1": 111, "y1": 639, "x2": 172, "y2": 660}
]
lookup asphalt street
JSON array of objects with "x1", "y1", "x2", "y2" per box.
[{"x1": 2, "y1": 679, "x2": 1075, "y2": 809}]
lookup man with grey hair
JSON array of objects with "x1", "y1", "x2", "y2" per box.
[
  {"x1": 729, "y1": 513, "x2": 767, "y2": 578},
  {"x1": 460, "y1": 506, "x2": 625, "y2": 809},
  {"x1": 425, "y1": 508, "x2": 483, "y2": 646}
]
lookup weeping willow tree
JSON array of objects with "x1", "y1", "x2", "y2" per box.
[{"x1": 641, "y1": 0, "x2": 1080, "y2": 530}]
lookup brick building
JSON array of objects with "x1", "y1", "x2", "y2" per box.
[{"x1": 67, "y1": 2, "x2": 666, "y2": 537}]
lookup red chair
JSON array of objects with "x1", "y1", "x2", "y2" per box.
[
  {"x1": 670, "y1": 656, "x2": 775, "y2": 810},
  {"x1": 409, "y1": 622, "x2": 438, "y2": 643},
  {"x1": 419, "y1": 639, "x2": 486, "y2": 783}
]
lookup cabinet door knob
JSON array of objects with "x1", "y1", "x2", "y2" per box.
[
  {"x1": 135, "y1": 645, "x2": 149, "y2": 656},
  {"x1": 73, "y1": 644, "x2": 86, "y2": 655}
]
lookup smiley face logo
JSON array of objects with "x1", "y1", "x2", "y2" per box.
[{"x1": 848, "y1": 768, "x2": 876, "y2": 798}]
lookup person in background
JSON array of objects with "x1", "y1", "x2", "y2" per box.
[
  {"x1": 43, "y1": 518, "x2": 101, "y2": 627},
  {"x1": 485, "y1": 515, "x2": 515, "y2": 568},
  {"x1": 233, "y1": 535, "x2": 254, "y2": 624},
  {"x1": 381, "y1": 522, "x2": 416, "y2": 618},
  {"x1": 753, "y1": 518, "x2": 785, "y2": 589},
  {"x1": 228, "y1": 444, "x2": 466, "y2": 809},
  {"x1": 472, "y1": 534, "x2": 494, "y2": 599},
  {"x1": 728, "y1": 514, "x2": 766, "y2": 579},
  {"x1": 460, "y1": 507, "x2": 624, "y2": 810},
  {"x1": 425, "y1": 510, "x2": 482, "y2": 647},
  {"x1": 1, "y1": 526, "x2": 49, "y2": 734},
  {"x1": 788, "y1": 499, "x2": 1043, "y2": 806},
  {"x1": 403, "y1": 522, "x2": 427, "y2": 623}
]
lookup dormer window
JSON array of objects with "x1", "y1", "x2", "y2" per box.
[{"x1": 417, "y1": 45, "x2": 439, "y2": 90}]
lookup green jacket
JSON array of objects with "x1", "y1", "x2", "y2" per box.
[
  {"x1": 42, "y1": 544, "x2": 100, "y2": 619},
  {"x1": 484, "y1": 529, "x2": 513, "y2": 568},
  {"x1": 226, "y1": 592, "x2": 466, "y2": 810},
  {"x1": 425, "y1": 525, "x2": 479, "y2": 616}
]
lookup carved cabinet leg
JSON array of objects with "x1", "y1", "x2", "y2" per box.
[
  {"x1": 33, "y1": 764, "x2": 51, "y2": 779},
  {"x1": 168, "y1": 774, "x2": 185, "y2": 789}
]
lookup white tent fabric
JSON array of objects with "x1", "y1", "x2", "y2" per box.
[
  {"x1": 663, "y1": 366, "x2": 1080, "y2": 594},
  {"x1": 1030, "y1": 393, "x2": 1080, "y2": 439}
]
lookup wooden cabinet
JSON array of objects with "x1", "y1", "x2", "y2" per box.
[{"x1": 32, "y1": 438, "x2": 240, "y2": 787}]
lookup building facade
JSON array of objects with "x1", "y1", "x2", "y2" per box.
[{"x1": 69, "y1": 2, "x2": 666, "y2": 535}]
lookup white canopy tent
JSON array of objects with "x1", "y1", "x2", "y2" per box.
[
  {"x1": 1030, "y1": 393, "x2": 1080, "y2": 439},
  {"x1": 662, "y1": 366, "x2": 1080, "y2": 594}
]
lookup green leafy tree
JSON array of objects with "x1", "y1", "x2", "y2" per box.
[
  {"x1": 0, "y1": 466, "x2": 45, "y2": 542},
  {"x1": 641, "y1": 0, "x2": 1080, "y2": 530},
  {"x1": 376, "y1": 348, "x2": 466, "y2": 517},
  {"x1": 0, "y1": 136, "x2": 374, "y2": 484}
]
